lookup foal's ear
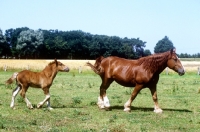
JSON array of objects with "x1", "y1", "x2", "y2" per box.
[{"x1": 54, "y1": 58, "x2": 58, "y2": 66}]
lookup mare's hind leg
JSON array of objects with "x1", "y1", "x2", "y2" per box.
[
  {"x1": 37, "y1": 88, "x2": 53, "y2": 110},
  {"x1": 124, "y1": 84, "x2": 143, "y2": 112},
  {"x1": 20, "y1": 86, "x2": 33, "y2": 109},
  {"x1": 10, "y1": 85, "x2": 21, "y2": 109},
  {"x1": 149, "y1": 86, "x2": 163, "y2": 113},
  {"x1": 98, "y1": 78, "x2": 113, "y2": 109}
]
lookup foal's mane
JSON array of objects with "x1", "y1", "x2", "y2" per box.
[
  {"x1": 137, "y1": 51, "x2": 170, "y2": 73},
  {"x1": 48, "y1": 61, "x2": 56, "y2": 65}
]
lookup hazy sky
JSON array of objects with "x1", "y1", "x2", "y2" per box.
[{"x1": 1, "y1": 0, "x2": 199, "y2": 54}]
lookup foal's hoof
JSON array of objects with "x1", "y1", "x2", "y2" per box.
[
  {"x1": 124, "y1": 107, "x2": 131, "y2": 112},
  {"x1": 48, "y1": 107, "x2": 54, "y2": 110},
  {"x1": 28, "y1": 107, "x2": 34, "y2": 109},
  {"x1": 28, "y1": 105, "x2": 34, "y2": 109},
  {"x1": 154, "y1": 108, "x2": 163, "y2": 113},
  {"x1": 11, "y1": 107, "x2": 16, "y2": 110},
  {"x1": 37, "y1": 104, "x2": 42, "y2": 109}
]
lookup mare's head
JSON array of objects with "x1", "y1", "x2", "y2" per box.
[
  {"x1": 52, "y1": 59, "x2": 70, "y2": 72},
  {"x1": 167, "y1": 49, "x2": 185, "y2": 76}
]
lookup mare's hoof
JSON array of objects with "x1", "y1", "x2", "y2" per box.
[
  {"x1": 104, "y1": 107, "x2": 111, "y2": 111},
  {"x1": 154, "y1": 108, "x2": 163, "y2": 113},
  {"x1": 98, "y1": 105, "x2": 105, "y2": 109},
  {"x1": 98, "y1": 106, "x2": 111, "y2": 111}
]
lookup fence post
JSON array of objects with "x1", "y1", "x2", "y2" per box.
[
  {"x1": 4, "y1": 65, "x2": 7, "y2": 71},
  {"x1": 198, "y1": 67, "x2": 200, "y2": 75},
  {"x1": 78, "y1": 66, "x2": 82, "y2": 74},
  {"x1": 27, "y1": 65, "x2": 29, "y2": 70},
  {"x1": 166, "y1": 67, "x2": 168, "y2": 75}
]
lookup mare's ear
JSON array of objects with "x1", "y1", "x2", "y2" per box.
[
  {"x1": 54, "y1": 58, "x2": 58, "y2": 66},
  {"x1": 170, "y1": 48, "x2": 176, "y2": 54}
]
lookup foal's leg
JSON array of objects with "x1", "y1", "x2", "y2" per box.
[
  {"x1": 37, "y1": 88, "x2": 52, "y2": 110},
  {"x1": 46, "y1": 97, "x2": 52, "y2": 109},
  {"x1": 10, "y1": 85, "x2": 21, "y2": 109},
  {"x1": 149, "y1": 86, "x2": 163, "y2": 113},
  {"x1": 98, "y1": 79, "x2": 113, "y2": 109},
  {"x1": 20, "y1": 86, "x2": 33, "y2": 109},
  {"x1": 124, "y1": 84, "x2": 143, "y2": 112}
]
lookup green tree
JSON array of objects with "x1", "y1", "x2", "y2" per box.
[
  {"x1": 5, "y1": 27, "x2": 29, "y2": 58},
  {"x1": 16, "y1": 29, "x2": 44, "y2": 59},
  {"x1": 154, "y1": 36, "x2": 174, "y2": 53},
  {"x1": 0, "y1": 29, "x2": 11, "y2": 58},
  {"x1": 144, "y1": 49, "x2": 151, "y2": 56}
]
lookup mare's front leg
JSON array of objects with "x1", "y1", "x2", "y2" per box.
[
  {"x1": 37, "y1": 87, "x2": 53, "y2": 110},
  {"x1": 150, "y1": 86, "x2": 163, "y2": 113},
  {"x1": 124, "y1": 84, "x2": 143, "y2": 112},
  {"x1": 10, "y1": 85, "x2": 21, "y2": 109},
  {"x1": 97, "y1": 79, "x2": 113, "y2": 109}
]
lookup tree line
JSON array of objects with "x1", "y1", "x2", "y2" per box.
[{"x1": 0, "y1": 27, "x2": 199, "y2": 59}]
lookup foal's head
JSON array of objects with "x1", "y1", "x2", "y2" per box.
[
  {"x1": 52, "y1": 59, "x2": 70, "y2": 72},
  {"x1": 167, "y1": 49, "x2": 185, "y2": 76}
]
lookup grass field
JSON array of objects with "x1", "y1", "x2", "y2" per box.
[{"x1": 0, "y1": 59, "x2": 200, "y2": 131}]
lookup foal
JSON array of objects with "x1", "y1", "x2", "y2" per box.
[{"x1": 6, "y1": 59, "x2": 69, "y2": 110}]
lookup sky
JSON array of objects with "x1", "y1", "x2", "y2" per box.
[{"x1": 0, "y1": 0, "x2": 200, "y2": 54}]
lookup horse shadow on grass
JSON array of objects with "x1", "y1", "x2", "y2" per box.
[
  {"x1": 110, "y1": 105, "x2": 192, "y2": 112},
  {"x1": 49, "y1": 105, "x2": 192, "y2": 113},
  {"x1": 32, "y1": 104, "x2": 84, "y2": 109}
]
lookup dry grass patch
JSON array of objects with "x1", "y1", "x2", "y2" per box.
[
  {"x1": 0, "y1": 59, "x2": 199, "y2": 72},
  {"x1": 181, "y1": 61, "x2": 200, "y2": 72},
  {"x1": 0, "y1": 59, "x2": 95, "y2": 71}
]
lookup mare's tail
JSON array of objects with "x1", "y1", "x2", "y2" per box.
[
  {"x1": 5, "y1": 72, "x2": 18, "y2": 84},
  {"x1": 86, "y1": 56, "x2": 104, "y2": 75}
]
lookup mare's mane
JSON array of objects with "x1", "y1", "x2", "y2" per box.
[{"x1": 137, "y1": 51, "x2": 170, "y2": 73}]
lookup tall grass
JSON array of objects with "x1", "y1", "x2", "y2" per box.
[{"x1": 0, "y1": 70, "x2": 200, "y2": 131}]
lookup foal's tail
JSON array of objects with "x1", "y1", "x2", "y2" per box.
[
  {"x1": 5, "y1": 72, "x2": 18, "y2": 84},
  {"x1": 86, "y1": 56, "x2": 104, "y2": 75}
]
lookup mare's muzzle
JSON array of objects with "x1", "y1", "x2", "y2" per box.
[{"x1": 178, "y1": 68, "x2": 185, "y2": 76}]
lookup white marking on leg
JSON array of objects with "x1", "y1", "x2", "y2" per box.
[
  {"x1": 97, "y1": 96, "x2": 105, "y2": 109},
  {"x1": 24, "y1": 97, "x2": 33, "y2": 109},
  {"x1": 37, "y1": 94, "x2": 50, "y2": 108},
  {"x1": 46, "y1": 99, "x2": 53, "y2": 110},
  {"x1": 103, "y1": 96, "x2": 110, "y2": 108},
  {"x1": 10, "y1": 86, "x2": 20, "y2": 108},
  {"x1": 154, "y1": 105, "x2": 163, "y2": 113},
  {"x1": 124, "y1": 98, "x2": 132, "y2": 112}
]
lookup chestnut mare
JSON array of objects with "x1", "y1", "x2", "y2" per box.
[
  {"x1": 86, "y1": 49, "x2": 185, "y2": 113},
  {"x1": 6, "y1": 59, "x2": 69, "y2": 110}
]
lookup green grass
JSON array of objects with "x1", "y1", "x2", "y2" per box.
[{"x1": 0, "y1": 70, "x2": 200, "y2": 131}]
